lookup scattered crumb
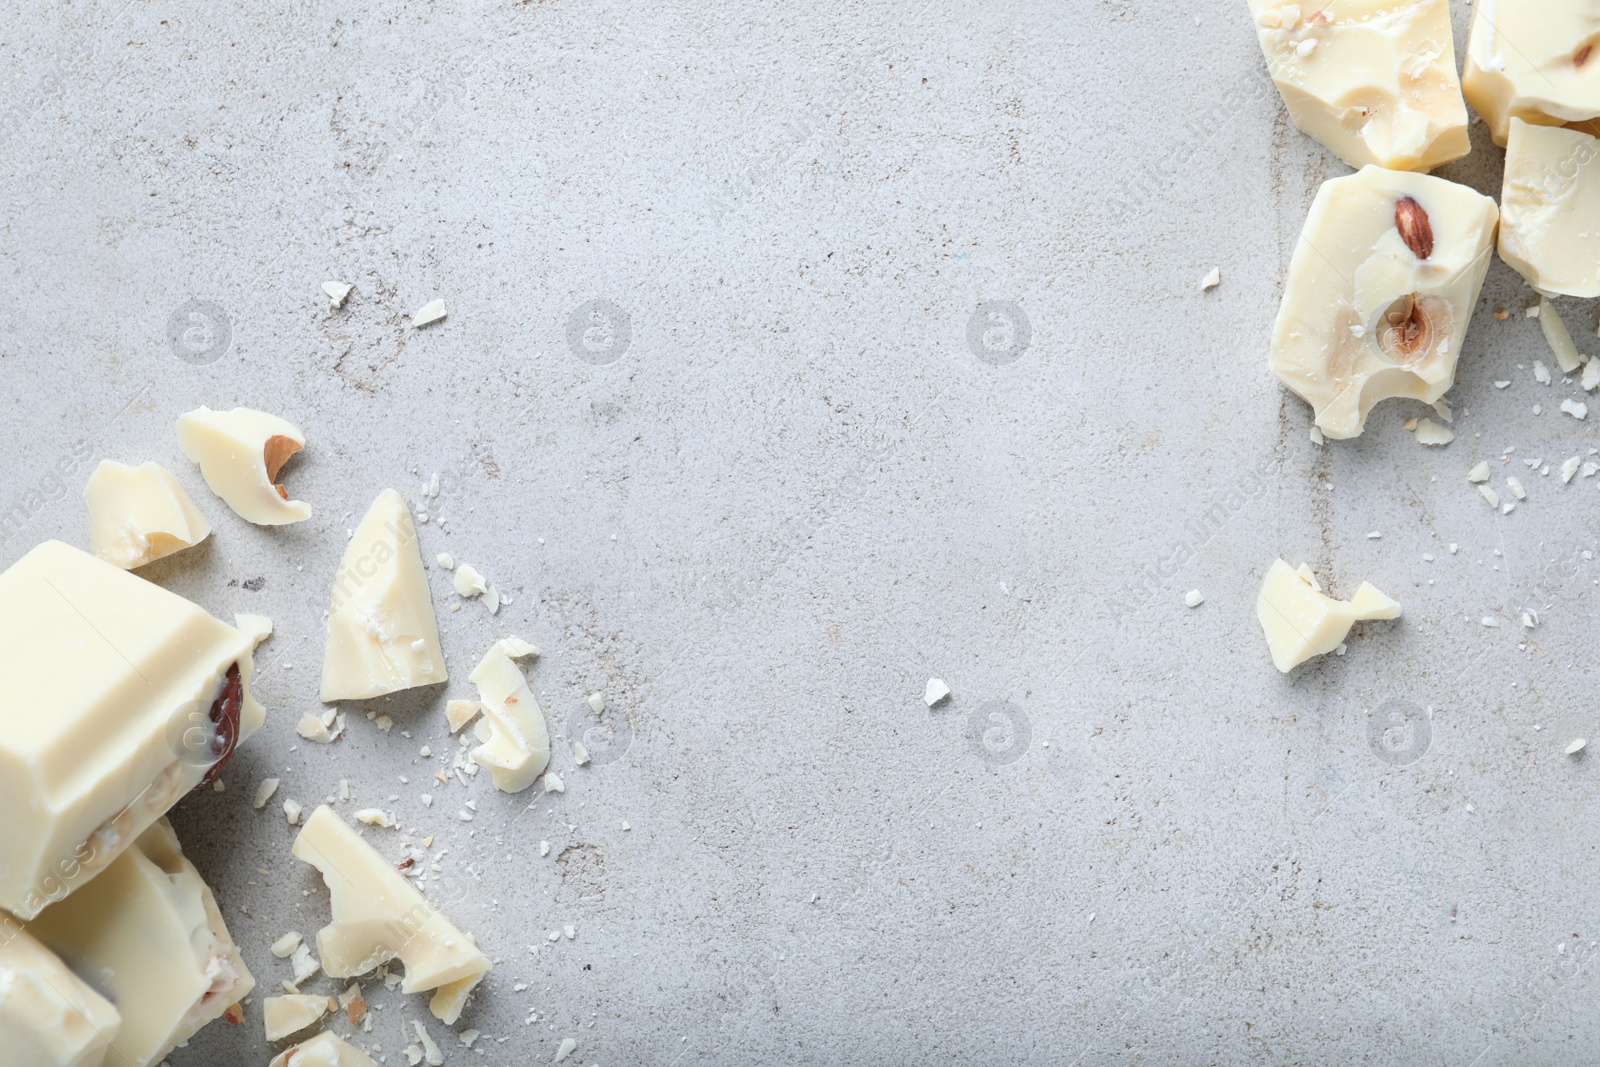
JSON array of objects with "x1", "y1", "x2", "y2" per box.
[
  {"x1": 1184, "y1": 590, "x2": 1204, "y2": 608},
  {"x1": 447, "y1": 700, "x2": 483, "y2": 733},
  {"x1": 1535, "y1": 361, "x2": 1552, "y2": 385},
  {"x1": 1414, "y1": 417, "x2": 1454, "y2": 445},
  {"x1": 544, "y1": 772, "x2": 565, "y2": 794},
  {"x1": 1467, "y1": 462, "x2": 1490, "y2": 483},
  {"x1": 1199, "y1": 267, "x2": 1221, "y2": 291},
  {"x1": 1309, "y1": 425, "x2": 1324, "y2": 445},
  {"x1": 588, "y1": 692, "x2": 605, "y2": 714},
  {"x1": 555, "y1": 1038, "x2": 578, "y2": 1064},
  {"x1": 322, "y1": 281, "x2": 352, "y2": 309},
  {"x1": 454, "y1": 563, "x2": 488, "y2": 598},
  {"x1": 412, "y1": 299, "x2": 447, "y2": 329},
  {"x1": 436, "y1": 553, "x2": 455, "y2": 570},
  {"x1": 270, "y1": 931, "x2": 303, "y2": 959},
  {"x1": 1568, "y1": 738, "x2": 1587, "y2": 756},
  {"x1": 924, "y1": 678, "x2": 951, "y2": 707},
  {"x1": 1563, "y1": 456, "x2": 1581, "y2": 483},
  {"x1": 1506, "y1": 476, "x2": 1526, "y2": 500},
  {"x1": 1562, "y1": 398, "x2": 1589, "y2": 420},
  {"x1": 283, "y1": 799, "x2": 304, "y2": 826},
  {"x1": 1479, "y1": 485, "x2": 1500, "y2": 508}
]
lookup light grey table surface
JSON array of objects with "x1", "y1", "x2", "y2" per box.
[{"x1": 3, "y1": 1, "x2": 1598, "y2": 1064}]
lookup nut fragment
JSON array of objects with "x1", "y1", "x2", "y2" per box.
[{"x1": 1395, "y1": 197, "x2": 1434, "y2": 259}]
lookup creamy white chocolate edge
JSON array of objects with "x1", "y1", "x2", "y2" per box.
[
  {"x1": 468, "y1": 637, "x2": 551, "y2": 793},
  {"x1": 0, "y1": 542, "x2": 269, "y2": 921},
  {"x1": 1464, "y1": 0, "x2": 1600, "y2": 145},
  {"x1": 82, "y1": 460, "x2": 212, "y2": 570},
  {"x1": 22, "y1": 818, "x2": 254, "y2": 1067},
  {"x1": 320, "y1": 489, "x2": 447, "y2": 701},
  {"x1": 1257, "y1": 559, "x2": 1401, "y2": 672},
  {"x1": 292, "y1": 805, "x2": 490, "y2": 1025},
  {"x1": 1499, "y1": 119, "x2": 1600, "y2": 299},
  {"x1": 1269, "y1": 165, "x2": 1498, "y2": 439},
  {"x1": 269, "y1": 1032, "x2": 381, "y2": 1067},
  {"x1": 176, "y1": 406, "x2": 311, "y2": 526},
  {"x1": 0, "y1": 924, "x2": 121, "y2": 1067},
  {"x1": 1249, "y1": 0, "x2": 1469, "y2": 172}
]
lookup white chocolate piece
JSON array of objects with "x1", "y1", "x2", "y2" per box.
[
  {"x1": 1413, "y1": 417, "x2": 1453, "y2": 445},
  {"x1": 269, "y1": 1032, "x2": 380, "y2": 1067},
  {"x1": 320, "y1": 492, "x2": 445, "y2": 701},
  {"x1": 445, "y1": 699, "x2": 482, "y2": 734},
  {"x1": 82, "y1": 461, "x2": 211, "y2": 569},
  {"x1": 1464, "y1": 0, "x2": 1600, "y2": 146},
  {"x1": 0, "y1": 541, "x2": 268, "y2": 920},
  {"x1": 27, "y1": 819, "x2": 254, "y2": 1067},
  {"x1": 1248, "y1": 0, "x2": 1468, "y2": 171},
  {"x1": 412, "y1": 300, "x2": 447, "y2": 328},
  {"x1": 176, "y1": 407, "x2": 310, "y2": 525},
  {"x1": 0, "y1": 924, "x2": 121, "y2": 1067},
  {"x1": 322, "y1": 281, "x2": 352, "y2": 309},
  {"x1": 292, "y1": 806, "x2": 491, "y2": 1025},
  {"x1": 924, "y1": 678, "x2": 951, "y2": 706},
  {"x1": 1540, "y1": 298, "x2": 1585, "y2": 374},
  {"x1": 263, "y1": 994, "x2": 330, "y2": 1041},
  {"x1": 468, "y1": 638, "x2": 550, "y2": 793},
  {"x1": 1257, "y1": 559, "x2": 1400, "y2": 672},
  {"x1": 453, "y1": 563, "x2": 487, "y2": 598},
  {"x1": 1269, "y1": 166, "x2": 1498, "y2": 439},
  {"x1": 1499, "y1": 120, "x2": 1600, "y2": 298}
]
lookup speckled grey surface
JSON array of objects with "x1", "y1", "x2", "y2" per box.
[{"x1": 6, "y1": 0, "x2": 1600, "y2": 1064}]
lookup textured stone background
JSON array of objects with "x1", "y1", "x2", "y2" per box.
[{"x1": 3, "y1": 0, "x2": 1600, "y2": 1063}]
